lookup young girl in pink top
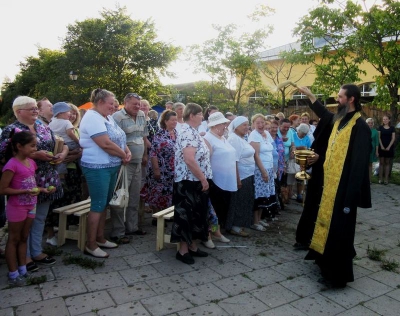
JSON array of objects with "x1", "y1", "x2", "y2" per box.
[{"x1": 0, "y1": 130, "x2": 48, "y2": 286}]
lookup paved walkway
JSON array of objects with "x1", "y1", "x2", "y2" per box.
[{"x1": 0, "y1": 183, "x2": 399, "y2": 315}]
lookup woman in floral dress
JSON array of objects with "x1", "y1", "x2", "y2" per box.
[{"x1": 144, "y1": 110, "x2": 177, "y2": 218}]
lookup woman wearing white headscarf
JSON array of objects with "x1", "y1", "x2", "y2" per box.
[{"x1": 226, "y1": 116, "x2": 255, "y2": 237}]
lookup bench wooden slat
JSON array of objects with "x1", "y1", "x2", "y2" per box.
[
  {"x1": 152, "y1": 206, "x2": 174, "y2": 218},
  {"x1": 74, "y1": 208, "x2": 91, "y2": 217},
  {"x1": 63, "y1": 205, "x2": 91, "y2": 215},
  {"x1": 53, "y1": 199, "x2": 91, "y2": 213}
]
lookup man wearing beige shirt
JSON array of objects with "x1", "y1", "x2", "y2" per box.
[{"x1": 110, "y1": 93, "x2": 149, "y2": 243}]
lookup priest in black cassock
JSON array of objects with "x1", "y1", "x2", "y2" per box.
[{"x1": 297, "y1": 84, "x2": 371, "y2": 288}]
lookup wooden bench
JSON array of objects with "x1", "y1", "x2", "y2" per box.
[
  {"x1": 53, "y1": 199, "x2": 91, "y2": 251},
  {"x1": 152, "y1": 206, "x2": 178, "y2": 251}
]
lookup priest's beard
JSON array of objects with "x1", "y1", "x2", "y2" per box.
[{"x1": 333, "y1": 102, "x2": 349, "y2": 124}]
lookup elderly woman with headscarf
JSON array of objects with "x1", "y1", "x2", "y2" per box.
[{"x1": 226, "y1": 116, "x2": 255, "y2": 237}]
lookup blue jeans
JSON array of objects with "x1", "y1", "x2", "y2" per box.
[{"x1": 27, "y1": 201, "x2": 51, "y2": 258}]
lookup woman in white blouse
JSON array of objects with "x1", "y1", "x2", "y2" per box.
[
  {"x1": 226, "y1": 116, "x2": 255, "y2": 237},
  {"x1": 204, "y1": 112, "x2": 236, "y2": 245},
  {"x1": 248, "y1": 114, "x2": 277, "y2": 231}
]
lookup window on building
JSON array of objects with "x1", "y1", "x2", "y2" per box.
[
  {"x1": 292, "y1": 87, "x2": 324, "y2": 100},
  {"x1": 248, "y1": 91, "x2": 267, "y2": 104},
  {"x1": 358, "y1": 82, "x2": 377, "y2": 96}
]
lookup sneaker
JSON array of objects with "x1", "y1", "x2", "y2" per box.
[
  {"x1": 46, "y1": 236, "x2": 58, "y2": 246},
  {"x1": 26, "y1": 261, "x2": 39, "y2": 272},
  {"x1": 33, "y1": 256, "x2": 56, "y2": 266},
  {"x1": 8, "y1": 275, "x2": 26, "y2": 287}
]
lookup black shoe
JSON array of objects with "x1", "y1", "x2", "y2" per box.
[
  {"x1": 125, "y1": 229, "x2": 147, "y2": 236},
  {"x1": 293, "y1": 242, "x2": 309, "y2": 251},
  {"x1": 176, "y1": 251, "x2": 195, "y2": 264},
  {"x1": 26, "y1": 261, "x2": 39, "y2": 272},
  {"x1": 110, "y1": 236, "x2": 130, "y2": 244},
  {"x1": 33, "y1": 256, "x2": 56, "y2": 265},
  {"x1": 189, "y1": 248, "x2": 208, "y2": 257}
]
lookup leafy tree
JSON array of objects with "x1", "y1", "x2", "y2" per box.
[
  {"x1": 257, "y1": 50, "x2": 313, "y2": 112},
  {"x1": 291, "y1": 0, "x2": 400, "y2": 121},
  {"x1": 63, "y1": 6, "x2": 180, "y2": 102},
  {"x1": 188, "y1": 5, "x2": 274, "y2": 113}
]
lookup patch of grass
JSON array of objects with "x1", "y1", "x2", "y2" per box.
[
  {"x1": 42, "y1": 246, "x2": 63, "y2": 257},
  {"x1": 62, "y1": 253, "x2": 105, "y2": 269},
  {"x1": 287, "y1": 276, "x2": 294, "y2": 280},
  {"x1": 210, "y1": 299, "x2": 221, "y2": 304},
  {"x1": 381, "y1": 259, "x2": 399, "y2": 272},
  {"x1": 367, "y1": 245, "x2": 387, "y2": 261},
  {"x1": 255, "y1": 239, "x2": 263, "y2": 245},
  {"x1": 371, "y1": 170, "x2": 400, "y2": 185},
  {"x1": 241, "y1": 273, "x2": 250, "y2": 279},
  {"x1": 27, "y1": 275, "x2": 47, "y2": 285},
  {"x1": 397, "y1": 240, "x2": 400, "y2": 247},
  {"x1": 257, "y1": 284, "x2": 262, "y2": 289},
  {"x1": 259, "y1": 251, "x2": 267, "y2": 257}
]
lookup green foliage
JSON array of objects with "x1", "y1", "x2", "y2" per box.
[
  {"x1": 62, "y1": 253, "x2": 105, "y2": 269},
  {"x1": 381, "y1": 258, "x2": 399, "y2": 272},
  {"x1": 367, "y1": 245, "x2": 387, "y2": 261},
  {"x1": 292, "y1": 0, "x2": 400, "y2": 122},
  {"x1": 26, "y1": 275, "x2": 47, "y2": 285},
  {"x1": 188, "y1": 5, "x2": 274, "y2": 113}
]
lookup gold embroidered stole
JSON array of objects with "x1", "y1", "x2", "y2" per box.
[{"x1": 310, "y1": 112, "x2": 361, "y2": 254}]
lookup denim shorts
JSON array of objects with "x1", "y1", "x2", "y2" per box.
[{"x1": 81, "y1": 165, "x2": 120, "y2": 212}]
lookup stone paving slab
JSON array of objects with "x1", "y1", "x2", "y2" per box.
[
  {"x1": 145, "y1": 274, "x2": 192, "y2": 295},
  {"x1": 290, "y1": 293, "x2": 346, "y2": 315},
  {"x1": 98, "y1": 301, "x2": 151, "y2": 316},
  {"x1": 140, "y1": 292, "x2": 193, "y2": 316},
  {"x1": 15, "y1": 297, "x2": 69, "y2": 316},
  {"x1": 363, "y1": 294, "x2": 400, "y2": 316},
  {"x1": 107, "y1": 282, "x2": 157, "y2": 304},
  {"x1": 40, "y1": 277, "x2": 87, "y2": 300},
  {"x1": 119, "y1": 265, "x2": 164, "y2": 284},
  {"x1": 217, "y1": 292, "x2": 269, "y2": 315},
  {"x1": 213, "y1": 274, "x2": 259, "y2": 296},
  {"x1": 179, "y1": 283, "x2": 229, "y2": 305},
  {"x1": 177, "y1": 303, "x2": 229, "y2": 316},
  {"x1": 180, "y1": 267, "x2": 223, "y2": 286},
  {"x1": 64, "y1": 290, "x2": 115, "y2": 316},
  {"x1": 0, "y1": 285, "x2": 42, "y2": 309},
  {"x1": 82, "y1": 271, "x2": 126, "y2": 291}
]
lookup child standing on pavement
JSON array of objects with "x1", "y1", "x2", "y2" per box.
[{"x1": 0, "y1": 130, "x2": 49, "y2": 286}]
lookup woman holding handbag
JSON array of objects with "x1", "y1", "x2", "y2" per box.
[{"x1": 79, "y1": 88, "x2": 131, "y2": 258}]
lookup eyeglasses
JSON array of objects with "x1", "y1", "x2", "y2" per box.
[
  {"x1": 20, "y1": 107, "x2": 39, "y2": 112},
  {"x1": 125, "y1": 93, "x2": 142, "y2": 100}
]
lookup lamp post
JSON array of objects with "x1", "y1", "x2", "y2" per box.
[
  {"x1": 69, "y1": 71, "x2": 78, "y2": 81},
  {"x1": 69, "y1": 71, "x2": 78, "y2": 104}
]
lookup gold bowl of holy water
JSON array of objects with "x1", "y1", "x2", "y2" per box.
[{"x1": 293, "y1": 149, "x2": 314, "y2": 180}]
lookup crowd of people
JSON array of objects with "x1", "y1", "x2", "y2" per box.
[{"x1": 0, "y1": 84, "x2": 397, "y2": 288}]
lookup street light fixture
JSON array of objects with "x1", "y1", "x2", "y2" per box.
[{"x1": 69, "y1": 71, "x2": 78, "y2": 81}]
